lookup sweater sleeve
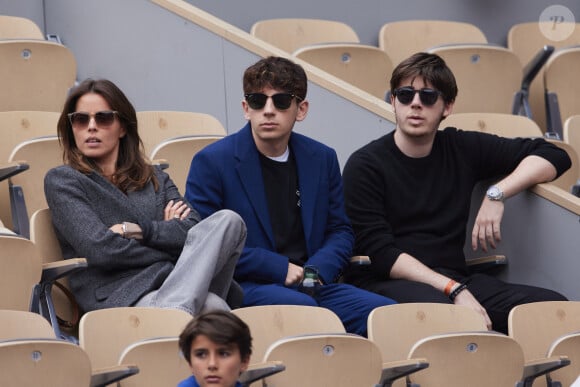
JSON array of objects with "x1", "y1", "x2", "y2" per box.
[
  {"x1": 44, "y1": 167, "x2": 177, "y2": 270},
  {"x1": 342, "y1": 146, "x2": 402, "y2": 277}
]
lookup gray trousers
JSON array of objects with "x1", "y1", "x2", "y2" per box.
[{"x1": 136, "y1": 209, "x2": 246, "y2": 315}]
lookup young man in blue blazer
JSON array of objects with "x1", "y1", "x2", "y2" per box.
[{"x1": 185, "y1": 56, "x2": 395, "y2": 336}]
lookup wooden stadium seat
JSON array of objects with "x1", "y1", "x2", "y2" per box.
[
  {"x1": 293, "y1": 43, "x2": 393, "y2": 100},
  {"x1": 509, "y1": 301, "x2": 580, "y2": 387},
  {"x1": 379, "y1": 20, "x2": 487, "y2": 66},
  {"x1": 136, "y1": 110, "x2": 226, "y2": 157},
  {"x1": 0, "y1": 339, "x2": 93, "y2": 386},
  {"x1": 0, "y1": 310, "x2": 55, "y2": 340},
  {"x1": 232, "y1": 305, "x2": 345, "y2": 364},
  {"x1": 444, "y1": 112, "x2": 544, "y2": 138},
  {"x1": 408, "y1": 332, "x2": 546, "y2": 387},
  {"x1": 545, "y1": 333, "x2": 580, "y2": 387},
  {"x1": 5, "y1": 136, "x2": 62, "y2": 237},
  {"x1": 564, "y1": 115, "x2": 580, "y2": 167},
  {"x1": 79, "y1": 307, "x2": 193, "y2": 371},
  {"x1": 0, "y1": 15, "x2": 44, "y2": 39},
  {"x1": 544, "y1": 46, "x2": 580, "y2": 137},
  {"x1": 250, "y1": 18, "x2": 359, "y2": 54},
  {"x1": 368, "y1": 303, "x2": 488, "y2": 387},
  {"x1": 508, "y1": 22, "x2": 580, "y2": 132},
  {"x1": 0, "y1": 40, "x2": 77, "y2": 112},
  {"x1": 150, "y1": 135, "x2": 224, "y2": 193},
  {"x1": 0, "y1": 235, "x2": 43, "y2": 312},
  {"x1": 29, "y1": 208, "x2": 87, "y2": 340},
  {"x1": 428, "y1": 44, "x2": 523, "y2": 115},
  {"x1": 0, "y1": 111, "x2": 60, "y2": 231}
]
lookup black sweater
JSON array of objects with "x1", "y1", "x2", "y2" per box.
[{"x1": 342, "y1": 127, "x2": 571, "y2": 278}]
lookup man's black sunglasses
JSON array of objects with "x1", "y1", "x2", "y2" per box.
[
  {"x1": 393, "y1": 87, "x2": 442, "y2": 106},
  {"x1": 244, "y1": 93, "x2": 303, "y2": 110}
]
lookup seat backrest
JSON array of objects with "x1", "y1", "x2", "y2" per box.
[
  {"x1": 546, "y1": 332, "x2": 580, "y2": 387},
  {"x1": 379, "y1": 20, "x2": 487, "y2": 66},
  {"x1": 150, "y1": 135, "x2": 224, "y2": 193},
  {"x1": 545, "y1": 139, "x2": 580, "y2": 192},
  {"x1": 263, "y1": 333, "x2": 383, "y2": 387},
  {"x1": 232, "y1": 305, "x2": 345, "y2": 363},
  {"x1": 428, "y1": 44, "x2": 523, "y2": 114},
  {"x1": 0, "y1": 338, "x2": 92, "y2": 386},
  {"x1": 250, "y1": 18, "x2": 359, "y2": 53},
  {"x1": 564, "y1": 115, "x2": 580, "y2": 166},
  {"x1": 368, "y1": 303, "x2": 488, "y2": 364},
  {"x1": 544, "y1": 46, "x2": 580, "y2": 130},
  {"x1": 293, "y1": 43, "x2": 393, "y2": 99},
  {"x1": 0, "y1": 15, "x2": 44, "y2": 39},
  {"x1": 508, "y1": 301, "x2": 580, "y2": 362},
  {"x1": 0, "y1": 309, "x2": 55, "y2": 340},
  {"x1": 0, "y1": 40, "x2": 76, "y2": 112},
  {"x1": 7, "y1": 136, "x2": 62, "y2": 235},
  {"x1": 408, "y1": 332, "x2": 524, "y2": 387},
  {"x1": 118, "y1": 337, "x2": 191, "y2": 387},
  {"x1": 136, "y1": 110, "x2": 226, "y2": 157},
  {"x1": 444, "y1": 112, "x2": 544, "y2": 138},
  {"x1": 508, "y1": 22, "x2": 580, "y2": 131},
  {"x1": 0, "y1": 234, "x2": 42, "y2": 311},
  {"x1": 79, "y1": 306, "x2": 193, "y2": 370},
  {"x1": 0, "y1": 111, "x2": 60, "y2": 230}
]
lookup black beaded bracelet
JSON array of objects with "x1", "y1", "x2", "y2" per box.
[{"x1": 448, "y1": 283, "x2": 468, "y2": 301}]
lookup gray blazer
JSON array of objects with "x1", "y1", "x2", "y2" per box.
[{"x1": 44, "y1": 165, "x2": 201, "y2": 312}]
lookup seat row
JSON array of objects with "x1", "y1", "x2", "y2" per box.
[
  {"x1": 250, "y1": 18, "x2": 580, "y2": 136},
  {"x1": 1, "y1": 302, "x2": 580, "y2": 386}
]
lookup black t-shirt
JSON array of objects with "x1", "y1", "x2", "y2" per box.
[{"x1": 259, "y1": 150, "x2": 307, "y2": 266}]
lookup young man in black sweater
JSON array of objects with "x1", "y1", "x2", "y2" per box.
[{"x1": 342, "y1": 52, "x2": 571, "y2": 333}]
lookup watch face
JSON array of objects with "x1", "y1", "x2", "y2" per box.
[{"x1": 487, "y1": 186, "x2": 503, "y2": 200}]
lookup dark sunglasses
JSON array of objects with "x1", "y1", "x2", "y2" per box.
[
  {"x1": 244, "y1": 93, "x2": 303, "y2": 110},
  {"x1": 393, "y1": 87, "x2": 442, "y2": 106},
  {"x1": 68, "y1": 110, "x2": 118, "y2": 128}
]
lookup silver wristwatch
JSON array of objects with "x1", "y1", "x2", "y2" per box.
[{"x1": 486, "y1": 185, "x2": 504, "y2": 201}]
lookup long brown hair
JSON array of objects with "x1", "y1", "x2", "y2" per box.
[{"x1": 57, "y1": 78, "x2": 157, "y2": 192}]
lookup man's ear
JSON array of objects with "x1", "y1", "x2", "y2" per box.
[
  {"x1": 242, "y1": 100, "x2": 251, "y2": 120},
  {"x1": 441, "y1": 100, "x2": 454, "y2": 120},
  {"x1": 295, "y1": 99, "x2": 309, "y2": 122}
]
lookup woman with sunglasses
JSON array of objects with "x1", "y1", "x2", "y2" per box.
[
  {"x1": 44, "y1": 78, "x2": 246, "y2": 317},
  {"x1": 342, "y1": 52, "x2": 571, "y2": 334}
]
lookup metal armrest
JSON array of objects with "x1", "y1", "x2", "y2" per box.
[
  {"x1": 466, "y1": 254, "x2": 507, "y2": 273},
  {"x1": 512, "y1": 45, "x2": 554, "y2": 118},
  {"x1": 0, "y1": 162, "x2": 29, "y2": 182},
  {"x1": 90, "y1": 364, "x2": 140, "y2": 387},
  {"x1": 239, "y1": 361, "x2": 285, "y2": 386},
  {"x1": 350, "y1": 255, "x2": 371, "y2": 266},
  {"x1": 521, "y1": 356, "x2": 570, "y2": 387},
  {"x1": 41, "y1": 258, "x2": 88, "y2": 283},
  {"x1": 378, "y1": 358, "x2": 429, "y2": 387}
]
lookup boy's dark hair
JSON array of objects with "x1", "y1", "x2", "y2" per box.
[
  {"x1": 243, "y1": 56, "x2": 307, "y2": 100},
  {"x1": 390, "y1": 52, "x2": 458, "y2": 104},
  {"x1": 179, "y1": 310, "x2": 252, "y2": 364}
]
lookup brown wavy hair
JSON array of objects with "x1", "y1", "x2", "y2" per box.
[
  {"x1": 243, "y1": 56, "x2": 307, "y2": 100},
  {"x1": 57, "y1": 78, "x2": 157, "y2": 192}
]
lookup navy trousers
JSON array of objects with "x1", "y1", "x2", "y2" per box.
[{"x1": 240, "y1": 282, "x2": 396, "y2": 336}]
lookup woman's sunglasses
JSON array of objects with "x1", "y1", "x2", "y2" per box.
[
  {"x1": 245, "y1": 93, "x2": 303, "y2": 110},
  {"x1": 68, "y1": 110, "x2": 118, "y2": 128},
  {"x1": 393, "y1": 87, "x2": 442, "y2": 106}
]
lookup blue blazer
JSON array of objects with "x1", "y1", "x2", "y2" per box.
[{"x1": 185, "y1": 123, "x2": 353, "y2": 285}]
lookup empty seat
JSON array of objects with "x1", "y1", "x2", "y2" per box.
[
  {"x1": 0, "y1": 40, "x2": 77, "y2": 112},
  {"x1": 444, "y1": 112, "x2": 544, "y2": 138},
  {"x1": 0, "y1": 111, "x2": 59, "y2": 230},
  {"x1": 508, "y1": 22, "x2": 580, "y2": 132},
  {"x1": 0, "y1": 15, "x2": 44, "y2": 39},
  {"x1": 150, "y1": 135, "x2": 224, "y2": 193},
  {"x1": 250, "y1": 18, "x2": 359, "y2": 53},
  {"x1": 293, "y1": 43, "x2": 393, "y2": 99},
  {"x1": 136, "y1": 110, "x2": 226, "y2": 157},
  {"x1": 544, "y1": 46, "x2": 580, "y2": 136},
  {"x1": 379, "y1": 20, "x2": 487, "y2": 66},
  {"x1": 428, "y1": 44, "x2": 523, "y2": 115},
  {"x1": 79, "y1": 307, "x2": 192, "y2": 371}
]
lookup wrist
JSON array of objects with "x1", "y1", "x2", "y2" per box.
[
  {"x1": 448, "y1": 282, "x2": 468, "y2": 301},
  {"x1": 443, "y1": 279, "x2": 459, "y2": 296}
]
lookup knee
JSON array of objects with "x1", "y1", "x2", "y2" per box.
[{"x1": 215, "y1": 209, "x2": 246, "y2": 234}]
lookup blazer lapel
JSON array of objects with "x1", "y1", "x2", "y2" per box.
[{"x1": 234, "y1": 124, "x2": 276, "y2": 247}]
